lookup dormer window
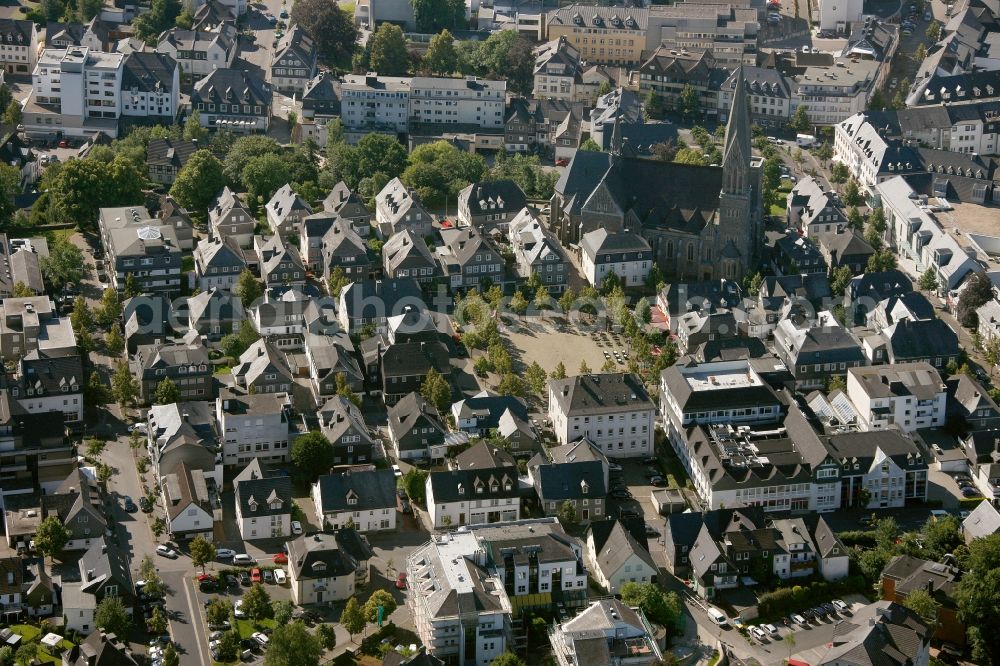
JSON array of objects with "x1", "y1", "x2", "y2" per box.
[
  {"x1": 476, "y1": 484, "x2": 484, "y2": 494},
  {"x1": 458, "y1": 484, "x2": 465, "y2": 495},
  {"x1": 581, "y1": 480, "x2": 589, "y2": 494}
]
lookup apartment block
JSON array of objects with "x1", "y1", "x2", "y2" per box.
[{"x1": 548, "y1": 373, "x2": 655, "y2": 457}]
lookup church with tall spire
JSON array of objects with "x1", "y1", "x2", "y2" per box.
[{"x1": 551, "y1": 66, "x2": 762, "y2": 281}]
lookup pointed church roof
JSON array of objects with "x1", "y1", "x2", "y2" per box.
[{"x1": 722, "y1": 66, "x2": 752, "y2": 194}]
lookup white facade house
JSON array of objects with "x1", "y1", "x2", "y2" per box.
[
  {"x1": 27, "y1": 47, "x2": 123, "y2": 137},
  {"x1": 586, "y1": 521, "x2": 658, "y2": 595},
  {"x1": 154, "y1": 26, "x2": 236, "y2": 78},
  {"x1": 233, "y1": 459, "x2": 292, "y2": 540},
  {"x1": 580, "y1": 230, "x2": 653, "y2": 287},
  {"x1": 547, "y1": 373, "x2": 656, "y2": 457},
  {"x1": 340, "y1": 74, "x2": 410, "y2": 133},
  {"x1": 407, "y1": 532, "x2": 512, "y2": 666},
  {"x1": 216, "y1": 389, "x2": 293, "y2": 467},
  {"x1": 0, "y1": 19, "x2": 38, "y2": 75},
  {"x1": 845, "y1": 364, "x2": 947, "y2": 433},
  {"x1": 161, "y1": 463, "x2": 215, "y2": 541},
  {"x1": 312, "y1": 469, "x2": 398, "y2": 532},
  {"x1": 817, "y1": 0, "x2": 863, "y2": 32},
  {"x1": 409, "y1": 76, "x2": 506, "y2": 129},
  {"x1": 286, "y1": 532, "x2": 371, "y2": 606},
  {"x1": 425, "y1": 468, "x2": 521, "y2": 529}
]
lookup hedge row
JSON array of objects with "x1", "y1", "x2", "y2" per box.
[{"x1": 756, "y1": 575, "x2": 869, "y2": 620}]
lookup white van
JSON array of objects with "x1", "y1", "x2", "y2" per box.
[
  {"x1": 796, "y1": 133, "x2": 816, "y2": 147},
  {"x1": 707, "y1": 607, "x2": 729, "y2": 627}
]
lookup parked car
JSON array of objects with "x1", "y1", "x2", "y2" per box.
[
  {"x1": 748, "y1": 626, "x2": 767, "y2": 641},
  {"x1": 962, "y1": 486, "x2": 982, "y2": 497},
  {"x1": 238, "y1": 571, "x2": 251, "y2": 586},
  {"x1": 392, "y1": 464, "x2": 403, "y2": 478},
  {"x1": 156, "y1": 545, "x2": 178, "y2": 559},
  {"x1": 832, "y1": 599, "x2": 850, "y2": 613},
  {"x1": 291, "y1": 521, "x2": 302, "y2": 535},
  {"x1": 234, "y1": 599, "x2": 246, "y2": 618},
  {"x1": 216, "y1": 548, "x2": 236, "y2": 559},
  {"x1": 645, "y1": 524, "x2": 660, "y2": 537},
  {"x1": 395, "y1": 572, "x2": 407, "y2": 589},
  {"x1": 263, "y1": 569, "x2": 274, "y2": 584},
  {"x1": 791, "y1": 613, "x2": 809, "y2": 627},
  {"x1": 199, "y1": 578, "x2": 217, "y2": 592},
  {"x1": 274, "y1": 569, "x2": 287, "y2": 584},
  {"x1": 273, "y1": 553, "x2": 288, "y2": 565},
  {"x1": 128, "y1": 423, "x2": 148, "y2": 434},
  {"x1": 607, "y1": 462, "x2": 623, "y2": 472},
  {"x1": 122, "y1": 496, "x2": 137, "y2": 512},
  {"x1": 649, "y1": 475, "x2": 666, "y2": 486},
  {"x1": 233, "y1": 554, "x2": 255, "y2": 565},
  {"x1": 555, "y1": 158, "x2": 570, "y2": 167},
  {"x1": 252, "y1": 632, "x2": 270, "y2": 649},
  {"x1": 250, "y1": 568, "x2": 262, "y2": 583},
  {"x1": 822, "y1": 602, "x2": 837, "y2": 615},
  {"x1": 208, "y1": 620, "x2": 231, "y2": 631}
]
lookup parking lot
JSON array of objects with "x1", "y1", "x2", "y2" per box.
[{"x1": 502, "y1": 318, "x2": 635, "y2": 378}]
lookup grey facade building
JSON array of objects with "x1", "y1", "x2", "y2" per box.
[
  {"x1": 132, "y1": 339, "x2": 214, "y2": 403},
  {"x1": 383, "y1": 230, "x2": 437, "y2": 283},
  {"x1": 436, "y1": 226, "x2": 504, "y2": 291},
  {"x1": 270, "y1": 25, "x2": 317, "y2": 94},
  {"x1": 457, "y1": 180, "x2": 527, "y2": 233},
  {"x1": 216, "y1": 388, "x2": 295, "y2": 466}
]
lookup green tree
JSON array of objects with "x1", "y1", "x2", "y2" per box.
[
  {"x1": 401, "y1": 140, "x2": 487, "y2": 206},
  {"x1": 291, "y1": 431, "x2": 335, "y2": 481},
  {"x1": 919, "y1": 267, "x2": 939, "y2": 291},
  {"x1": 291, "y1": 0, "x2": 357, "y2": 63},
  {"x1": 40, "y1": 237, "x2": 84, "y2": 293},
  {"x1": 272, "y1": 600, "x2": 295, "y2": 626},
  {"x1": 104, "y1": 327, "x2": 125, "y2": 357},
  {"x1": 831, "y1": 162, "x2": 850, "y2": 184},
  {"x1": 497, "y1": 372, "x2": 527, "y2": 397},
  {"x1": 111, "y1": 360, "x2": 139, "y2": 408},
  {"x1": 490, "y1": 654, "x2": 526, "y2": 666},
  {"x1": 48, "y1": 156, "x2": 144, "y2": 231},
  {"x1": 843, "y1": 178, "x2": 863, "y2": 206},
  {"x1": 11, "y1": 282, "x2": 32, "y2": 298},
  {"x1": 76, "y1": 0, "x2": 103, "y2": 21},
  {"x1": 830, "y1": 266, "x2": 853, "y2": 297},
  {"x1": 472, "y1": 31, "x2": 534, "y2": 95},
  {"x1": 369, "y1": 23, "x2": 410, "y2": 75},
  {"x1": 789, "y1": 105, "x2": 811, "y2": 132},
  {"x1": 557, "y1": 499, "x2": 577, "y2": 526},
  {"x1": 95, "y1": 597, "x2": 131, "y2": 637},
  {"x1": 551, "y1": 361, "x2": 567, "y2": 380},
  {"x1": 400, "y1": 467, "x2": 428, "y2": 504},
  {"x1": 154, "y1": 378, "x2": 181, "y2": 405},
  {"x1": 33, "y1": 516, "x2": 70, "y2": 556},
  {"x1": 424, "y1": 29, "x2": 458, "y2": 74},
  {"x1": 558, "y1": 287, "x2": 576, "y2": 314},
  {"x1": 509, "y1": 291, "x2": 528, "y2": 314},
  {"x1": 524, "y1": 361, "x2": 548, "y2": 396},
  {"x1": 363, "y1": 589, "x2": 398, "y2": 624},
  {"x1": 579, "y1": 137, "x2": 601, "y2": 152},
  {"x1": 234, "y1": 269, "x2": 263, "y2": 306},
  {"x1": 147, "y1": 605, "x2": 168, "y2": 634},
  {"x1": 955, "y1": 534, "x2": 1000, "y2": 662},
  {"x1": 138, "y1": 555, "x2": 165, "y2": 599},
  {"x1": 903, "y1": 588, "x2": 940, "y2": 631},
  {"x1": 677, "y1": 84, "x2": 701, "y2": 120},
  {"x1": 597, "y1": 80, "x2": 614, "y2": 97},
  {"x1": 132, "y1": 0, "x2": 181, "y2": 40},
  {"x1": 170, "y1": 150, "x2": 226, "y2": 215},
  {"x1": 866, "y1": 250, "x2": 897, "y2": 273},
  {"x1": 161, "y1": 643, "x2": 179, "y2": 666},
  {"x1": 96, "y1": 287, "x2": 122, "y2": 328},
  {"x1": 217, "y1": 631, "x2": 240, "y2": 661},
  {"x1": 673, "y1": 147, "x2": 707, "y2": 165},
  {"x1": 242, "y1": 583, "x2": 274, "y2": 624},
  {"x1": 124, "y1": 273, "x2": 141, "y2": 298},
  {"x1": 847, "y1": 207, "x2": 864, "y2": 231},
  {"x1": 14, "y1": 644, "x2": 36, "y2": 666},
  {"x1": 183, "y1": 110, "x2": 208, "y2": 142},
  {"x1": 327, "y1": 134, "x2": 407, "y2": 191},
  {"x1": 206, "y1": 599, "x2": 233, "y2": 627},
  {"x1": 916, "y1": 43, "x2": 927, "y2": 61},
  {"x1": 957, "y1": 271, "x2": 994, "y2": 329},
  {"x1": 926, "y1": 19, "x2": 941, "y2": 39},
  {"x1": 421, "y1": 367, "x2": 452, "y2": 412},
  {"x1": 223, "y1": 135, "x2": 282, "y2": 184},
  {"x1": 315, "y1": 623, "x2": 337, "y2": 651},
  {"x1": 84, "y1": 370, "x2": 109, "y2": 410},
  {"x1": 0, "y1": 100, "x2": 19, "y2": 127},
  {"x1": 189, "y1": 535, "x2": 216, "y2": 573},
  {"x1": 242, "y1": 153, "x2": 291, "y2": 203},
  {"x1": 327, "y1": 266, "x2": 350, "y2": 297},
  {"x1": 816, "y1": 141, "x2": 833, "y2": 162},
  {"x1": 620, "y1": 582, "x2": 682, "y2": 627},
  {"x1": 335, "y1": 372, "x2": 361, "y2": 407},
  {"x1": 264, "y1": 621, "x2": 323, "y2": 666},
  {"x1": 341, "y1": 596, "x2": 367, "y2": 641}
]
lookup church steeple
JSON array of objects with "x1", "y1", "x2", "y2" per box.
[{"x1": 722, "y1": 66, "x2": 752, "y2": 196}]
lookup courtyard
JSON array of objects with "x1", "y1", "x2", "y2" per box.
[{"x1": 500, "y1": 317, "x2": 633, "y2": 378}]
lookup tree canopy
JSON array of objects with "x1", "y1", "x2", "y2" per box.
[
  {"x1": 290, "y1": 0, "x2": 357, "y2": 64},
  {"x1": 95, "y1": 597, "x2": 131, "y2": 638},
  {"x1": 413, "y1": 0, "x2": 465, "y2": 32},
  {"x1": 291, "y1": 432, "x2": 335, "y2": 481},
  {"x1": 170, "y1": 150, "x2": 226, "y2": 215},
  {"x1": 957, "y1": 271, "x2": 993, "y2": 329},
  {"x1": 264, "y1": 621, "x2": 324, "y2": 666},
  {"x1": 368, "y1": 23, "x2": 410, "y2": 76},
  {"x1": 401, "y1": 140, "x2": 486, "y2": 206}
]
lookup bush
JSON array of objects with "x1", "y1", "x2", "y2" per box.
[
  {"x1": 838, "y1": 530, "x2": 878, "y2": 548},
  {"x1": 360, "y1": 622, "x2": 397, "y2": 656},
  {"x1": 756, "y1": 576, "x2": 869, "y2": 620},
  {"x1": 960, "y1": 497, "x2": 986, "y2": 509}
]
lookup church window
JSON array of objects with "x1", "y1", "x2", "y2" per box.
[
  {"x1": 666, "y1": 240, "x2": 674, "y2": 258},
  {"x1": 687, "y1": 244, "x2": 694, "y2": 261}
]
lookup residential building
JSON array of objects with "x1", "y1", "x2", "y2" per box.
[
  {"x1": 533, "y1": 36, "x2": 582, "y2": 102},
  {"x1": 353, "y1": 0, "x2": 416, "y2": 30},
  {"x1": 7, "y1": 349, "x2": 85, "y2": 427},
  {"x1": 216, "y1": 388, "x2": 294, "y2": 466},
  {"x1": 457, "y1": 180, "x2": 527, "y2": 234},
  {"x1": 815, "y1": 228, "x2": 875, "y2": 274},
  {"x1": 62, "y1": 631, "x2": 138, "y2": 666},
  {"x1": 313, "y1": 469, "x2": 397, "y2": 531},
  {"x1": 773, "y1": 233, "x2": 827, "y2": 275},
  {"x1": 773, "y1": 311, "x2": 866, "y2": 389},
  {"x1": 146, "y1": 138, "x2": 198, "y2": 186},
  {"x1": 255, "y1": 234, "x2": 306, "y2": 289},
  {"x1": 585, "y1": 518, "x2": 657, "y2": 594},
  {"x1": 61, "y1": 540, "x2": 135, "y2": 634},
  {"x1": 866, "y1": 292, "x2": 936, "y2": 331},
  {"x1": 233, "y1": 458, "x2": 292, "y2": 539},
  {"x1": 321, "y1": 218, "x2": 371, "y2": 284},
  {"x1": 375, "y1": 178, "x2": 432, "y2": 238},
  {"x1": 0, "y1": 392, "x2": 74, "y2": 495},
  {"x1": 833, "y1": 112, "x2": 915, "y2": 193},
  {"x1": 963, "y1": 500, "x2": 1000, "y2": 543},
  {"x1": 266, "y1": 184, "x2": 313, "y2": 240},
  {"x1": 154, "y1": 26, "x2": 237, "y2": 79},
  {"x1": 131, "y1": 340, "x2": 213, "y2": 403},
  {"x1": 638, "y1": 48, "x2": 722, "y2": 119},
  {"x1": 45, "y1": 19, "x2": 107, "y2": 50},
  {"x1": 528, "y1": 454, "x2": 606, "y2": 523},
  {"x1": 26, "y1": 47, "x2": 124, "y2": 139},
  {"x1": 340, "y1": 74, "x2": 410, "y2": 134},
  {"x1": 880, "y1": 555, "x2": 962, "y2": 647},
  {"x1": 161, "y1": 461, "x2": 215, "y2": 541},
  {"x1": 0, "y1": 296, "x2": 76, "y2": 363},
  {"x1": 0, "y1": 19, "x2": 38, "y2": 74},
  {"x1": 863, "y1": 318, "x2": 961, "y2": 369},
  {"x1": 785, "y1": 176, "x2": 847, "y2": 234},
  {"x1": 209, "y1": 186, "x2": 255, "y2": 248},
  {"x1": 387, "y1": 392, "x2": 447, "y2": 462},
  {"x1": 436, "y1": 225, "x2": 505, "y2": 291},
  {"x1": 506, "y1": 208, "x2": 568, "y2": 292},
  {"x1": 98, "y1": 206, "x2": 183, "y2": 294},
  {"x1": 190, "y1": 67, "x2": 271, "y2": 133},
  {"x1": 845, "y1": 364, "x2": 947, "y2": 432},
  {"x1": 409, "y1": 76, "x2": 506, "y2": 132},
  {"x1": 337, "y1": 278, "x2": 424, "y2": 334},
  {"x1": 304, "y1": 332, "x2": 363, "y2": 405},
  {"x1": 39, "y1": 469, "x2": 107, "y2": 552},
  {"x1": 898, "y1": 102, "x2": 1000, "y2": 156},
  {"x1": 549, "y1": 599, "x2": 662, "y2": 666},
  {"x1": 270, "y1": 25, "x2": 317, "y2": 94},
  {"x1": 193, "y1": 236, "x2": 246, "y2": 292},
  {"x1": 232, "y1": 339, "x2": 295, "y2": 398},
  {"x1": 321, "y1": 181, "x2": 371, "y2": 236},
  {"x1": 119, "y1": 51, "x2": 180, "y2": 124},
  {"x1": 187, "y1": 288, "x2": 245, "y2": 340},
  {"x1": 146, "y1": 401, "x2": 222, "y2": 485},
  {"x1": 406, "y1": 532, "x2": 512, "y2": 666},
  {"x1": 451, "y1": 391, "x2": 529, "y2": 438},
  {"x1": 548, "y1": 373, "x2": 655, "y2": 457},
  {"x1": 542, "y1": 5, "x2": 655, "y2": 67},
  {"x1": 717, "y1": 65, "x2": 793, "y2": 128},
  {"x1": 383, "y1": 230, "x2": 437, "y2": 283},
  {"x1": 286, "y1": 530, "x2": 373, "y2": 605},
  {"x1": 317, "y1": 395, "x2": 375, "y2": 465},
  {"x1": 816, "y1": 601, "x2": 930, "y2": 666}
]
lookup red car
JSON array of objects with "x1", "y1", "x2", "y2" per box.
[
  {"x1": 197, "y1": 573, "x2": 213, "y2": 582},
  {"x1": 395, "y1": 572, "x2": 407, "y2": 590},
  {"x1": 251, "y1": 568, "x2": 262, "y2": 583},
  {"x1": 273, "y1": 553, "x2": 287, "y2": 565},
  {"x1": 555, "y1": 158, "x2": 569, "y2": 167}
]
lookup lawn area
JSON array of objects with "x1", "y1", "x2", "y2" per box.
[
  {"x1": 7, "y1": 624, "x2": 75, "y2": 664},
  {"x1": 234, "y1": 618, "x2": 277, "y2": 639},
  {"x1": 213, "y1": 365, "x2": 233, "y2": 376}
]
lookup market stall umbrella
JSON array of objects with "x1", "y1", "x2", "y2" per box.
[{"x1": 41, "y1": 633, "x2": 63, "y2": 650}]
